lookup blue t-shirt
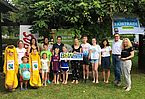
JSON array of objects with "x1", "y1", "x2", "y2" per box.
[
  {"x1": 61, "y1": 60, "x2": 69, "y2": 69},
  {"x1": 19, "y1": 63, "x2": 30, "y2": 75}
]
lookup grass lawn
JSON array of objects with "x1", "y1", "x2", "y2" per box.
[{"x1": 0, "y1": 52, "x2": 145, "y2": 99}]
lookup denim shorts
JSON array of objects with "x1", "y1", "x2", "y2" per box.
[{"x1": 91, "y1": 59, "x2": 99, "y2": 63}]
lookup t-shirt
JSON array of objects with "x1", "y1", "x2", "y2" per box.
[
  {"x1": 112, "y1": 40, "x2": 122, "y2": 55},
  {"x1": 40, "y1": 50, "x2": 52, "y2": 61},
  {"x1": 90, "y1": 45, "x2": 101, "y2": 59},
  {"x1": 52, "y1": 55, "x2": 60, "y2": 71},
  {"x1": 101, "y1": 46, "x2": 112, "y2": 57},
  {"x1": 72, "y1": 45, "x2": 82, "y2": 53},
  {"x1": 19, "y1": 63, "x2": 30, "y2": 75},
  {"x1": 41, "y1": 59, "x2": 49, "y2": 70},
  {"x1": 52, "y1": 43, "x2": 64, "y2": 53},
  {"x1": 16, "y1": 48, "x2": 26, "y2": 64},
  {"x1": 61, "y1": 60, "x2": 69, "y2": 69},
  {"x1": 121, "y1": 47, "x2": 134, "y2": 59},
  {"x1": 81, "y1": 43, "x2": 91, "y2": 56}
]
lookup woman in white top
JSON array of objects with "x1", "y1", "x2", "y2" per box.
[
  {"x1": 16, "y1": 40, "x2": 26, "y2": 64},
  {"x1": 89, "y1": 38, "x2": 101, "y2": 84},
  {"x1": 101, "y1": 39, "x2": 112, "y2": 84}
]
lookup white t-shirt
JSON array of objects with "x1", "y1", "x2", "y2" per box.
[
  {"x1": 16, "y1": 48, "x2": 26, "y2": 64},
  {"x1": 90, "y1": 45, "x2": 101, "y2": 59},
  {"x1": 101, "y1": 46, "x2": 112, "y2": 57},
  {"x1": 81, "y1": 43, "x2": 91, "y2": 56},
  {"x1": 41, "y1": 59, "x2": 49, "y2": 70},
  {"x1": 112, "y1": 40, "x2": 122, "y2": 55}
]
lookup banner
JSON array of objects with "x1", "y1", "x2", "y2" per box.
[
  {"x1": 112, "y1": 18, "x2": 144, "y2": 34},
  {"x1": 19, "y1": 25, "x2": 39, "y2": 49},
  {"x1": 60, "y1": 52, "x2": 83, "y2": 60}
]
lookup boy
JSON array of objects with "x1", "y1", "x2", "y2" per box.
[{"x1": 81, "y1": 35, "x2": 91, "y2": 83}]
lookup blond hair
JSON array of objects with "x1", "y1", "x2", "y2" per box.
[{"x1": 122, "y1": 38, "x2": 132, "y2": 49}]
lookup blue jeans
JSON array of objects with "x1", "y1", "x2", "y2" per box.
[{"x1": 112, "y1": 54, "x2": 121, "y2": 82}]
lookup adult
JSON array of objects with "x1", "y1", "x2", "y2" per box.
[
  {"x1": 52, "y1": 36, "x2": 64, "y2": 82},
  {"x1": 71, "y1": 38, "x2": 82, "y2": 84},
  {"x1": 121, "y1": 38, "x2": 134, "y2": 91},
  {"x1": 28, "y1": 38, "x2": 39, "y2": 54},
  {"x1": 16, "y1": 40, "x2": 26, "y2": 65},
  {"x1": 112, "y1": 33, "x2": 122, "y2": 86},
  {"x1": 52, "y1": 36, "x2": 64, "y2": 54},
  {"x1": 41, "y1": 37, "x2": 53, "y2": 52}
]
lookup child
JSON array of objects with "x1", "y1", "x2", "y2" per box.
[
  {"x1": 81, "y1": 35, "x2": 91, "y2": 82},
  {"x1": 52, "y1": 48, "x2": 60, "y2": 84},
  {"x1": 41, "y1": 53, "x2": 50, "y2": 86},
  {"x1": 89, "y1": 38, "x2": 101, "y2": 83},
  {"x1": 29, "y1": 49, "x2": 42, "y2": 87},
  {"x1": 101, "y1": 39, "x2": 112, "y2": 83},
  {"x1": 61, "y1": 46, "x2": 69, "y2": 84},
  {"x1": 40, "y1": 44, "x2": 52, "y2": 84},
  {"x1": 19, "y1": 56, "x2": 31, "y2": 90},
  {"x1": 3, "y1": 45, "x2": 19, "y2": 91}
]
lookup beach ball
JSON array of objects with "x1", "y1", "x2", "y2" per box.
[{"x1": 22, "y1": 71, "x2": 30, "y2": 80}]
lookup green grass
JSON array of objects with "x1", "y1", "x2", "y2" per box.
[{"x1": 1, "y1": 52, "x2": 145, "y2": 99}]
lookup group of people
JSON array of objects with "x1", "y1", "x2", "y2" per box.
[{"x1": 3, "y1": 33, "x2": 134, "y2": 92}]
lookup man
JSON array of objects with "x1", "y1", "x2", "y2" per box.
[
  {"x1": 112, "y1": 33, "x2": 122, "y2": 86},
  {"x1": 52, "y1": 36, "x2": 64, "y2": 82}
]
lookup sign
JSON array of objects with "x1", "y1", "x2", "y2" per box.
[
  {"x1": 112, "y1": 18, "x2": 144, "y2": 34},
  {"x1": 60, "y1": 52, "x2": 83, "y2": 60},
  {"x1": 19, "y1": 25, "x2": 39, "y2": 49}
]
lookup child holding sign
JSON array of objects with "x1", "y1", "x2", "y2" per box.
[
  {"x1": 61, "y1": 46, "x2": 69, "y2": 84},
  {"x1": 19, "y1": 56, "x2": 30, "y2": 90}
]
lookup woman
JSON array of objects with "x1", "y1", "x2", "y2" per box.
[
  {"x1": 16, "y1": 40, "x2": 26, "y2": 65},
  {"x1": 41, "y1": 37, "x2": 53, "y2": 52},
  {"x1": 28, "y1": 38, "x2": 39, "y2": 54},
  {"x1": 71, "y1": 38, "x2": 82, "y2": 84},
  {"x1": 121, "y1": 38, "x2": 134, "y2": 91},
  {"x1": 101, "y1": 39, "x2": 112, "y2": 84}
]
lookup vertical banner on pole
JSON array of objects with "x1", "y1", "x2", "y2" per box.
[{"x1": 19, "y1": 25, "x2": 39, "y2": 49}]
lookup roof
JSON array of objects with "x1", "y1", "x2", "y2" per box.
[{"x1": 0, "y1": 0, "x2": 17, "y2": 13}]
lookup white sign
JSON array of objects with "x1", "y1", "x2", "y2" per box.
[
  {"x1": 19, "y1": 25, "x2": 39, "y2": 49},
  {"x1": 60, "y1": 52, "x2": 83, "y2": 60},
  {"x1": 112, "y1": 18, "x2": 144, "y2": 34}
]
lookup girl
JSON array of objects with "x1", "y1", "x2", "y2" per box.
[
  {"x1": 3, "y1": 45, "x2": 19, "y2": 91},
  {"x1": 29, "y1": 49, "x2": 42, "y2": 87},
  {"x1": 101, "y1": 39, "x2": 112, "y2": 84},
  {"x1": 121, "y1": 38, "x2": 134, "y2": 91},
  {"x1": 19, "y1": 56, "x2": 30, "y2": 90},
  {"x1": 89, "y1": 38, "x2": 101, "y2": 84},
  {"x1": 28, "y1": 38, "x2": 39, "y2": 54},
  {"x1": 41, "y1": 53, "x2": 50, "y2": 86},
  {"x1": 52, "y1": 48, "x2": 60, "y2": 84},
  {"x1": 61, "y1": 46, "x2": 69, "y2": 84},
  {"x1": 71, "y1": 38, "x2": 82, "y2": 84}
]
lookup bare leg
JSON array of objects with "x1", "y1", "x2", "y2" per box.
[
  {"x1": 86, "y1": 65, "x2": 89, "y2": 79},
  {"x1": 54, "y1": 74, "x2": 56, "y2": 84},
  {"x1": 83, "y1": 65, "x2": 86, "y2": 79},
  {"x1": 62, "y1": 71, "x2": 65, "y2": 84},
  {"x1": 102, "y1": 69, "x2": 106, "y2": 82},
  {"x1": 65, "y1": 71, "x2": 68, "y2": 84},
  {"x1": 57, "y1": 74, "x2": 59, "y2": 84},
  {"x1": 95, "y1": 63, "x2": 99, "y2": 83},
  {"x1": 106, "y1": 69, "x2": 110, "y2": 83},
  {"x1": 92, "y1": 63, "x2": 95, "y2": 83}
]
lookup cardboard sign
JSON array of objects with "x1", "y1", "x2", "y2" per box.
[{"x1": 60, "y1": 52, "x2": 83, "y2": 60}]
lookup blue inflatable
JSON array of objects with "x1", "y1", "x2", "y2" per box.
[{"x1": 22, "y1": 71, "x2": 30, "y2": 80}]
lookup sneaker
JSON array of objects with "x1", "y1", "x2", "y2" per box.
[
  {"x1": 25, "y1": 87, "x2": 28, "y2": 90},
  {"x1": 114, "y1": 80, "x2": 118, "y2": 85},
  {"x1": 125, "y1": 87, "x2": 131, "y2": 92},
  {"x1": 116, "y1": 81, "x2": 121, "y2": 87},
  {"x1": 47, "y1": 80, "x2": 51, "y2": 84},
  {"x1": 96, "y1": 80, "x2": 99, "y2": 84},
  {"x1": 92, "y1": 80, "x2": 95, "y2": 83},
  {"x1": 20, "y1": 87, "x2": 25, "y2": 91}
]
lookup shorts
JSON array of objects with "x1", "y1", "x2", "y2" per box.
[
  {"x1": 20, "y1": 76, "x2": 28, "y2": 82},
  {"x1": 82, "y1": 56, "x2": 90, "y2": 65},
  {"x1": 42, "y1": 69, "x2": 49, "y2": 73},
  {"x1": 61, "y1": 68, "x2": 69, "y2": 71},
  {"x1": 101, "y1": 56, "x2": 111, "y2": 69},
  {"x1": 91, "y1": 59, "x2": 98, "y2": 63}
]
